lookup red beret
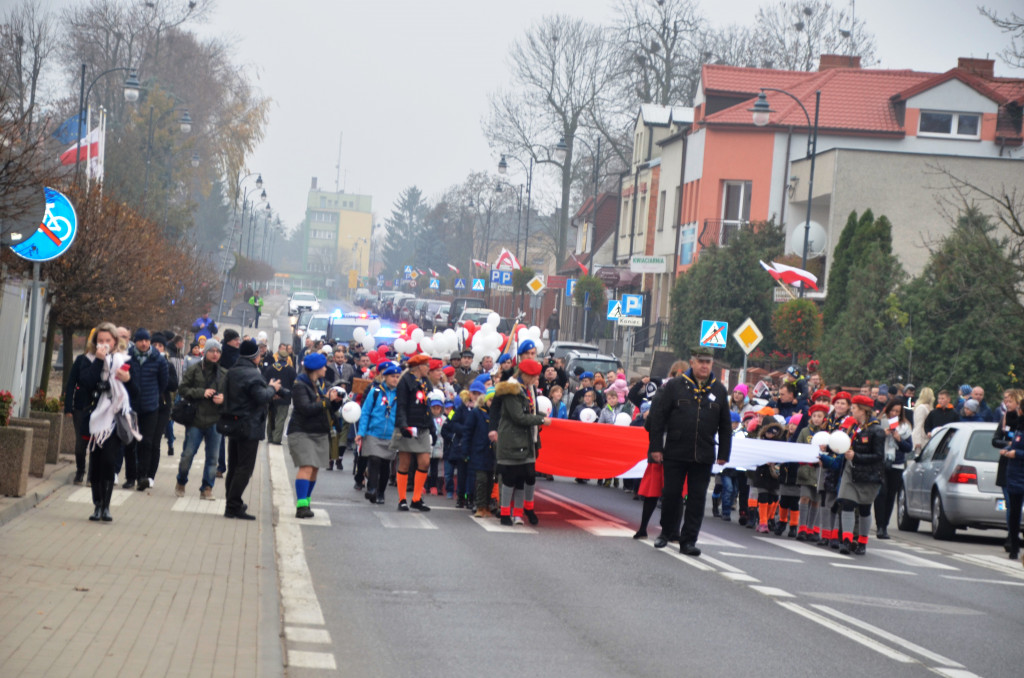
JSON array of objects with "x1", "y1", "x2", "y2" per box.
[
  {"x1": 832, "y1": 390, "x2": 852, "y2": 404},
  {"x1": 427, "y1": 359, "x2": 443, "y2": 371},
  {"x1": 851, "y1": 395, "x2": 875, "y2": 408},
  {"x1": 442, "y1": 365, "x2": 455, "y2": 377},
  {"x1": 407, "y1": 354, "x2": 430, "y2": 367},
  {"x1": 808, "y1": 403, "x2": 830, "y2": 416},
  {"x1": 518, "y1": 358, "x2": 542, "y2": 376},
  {"x1": 811, "y1": 389, "x2": 832, "y2": 402}
]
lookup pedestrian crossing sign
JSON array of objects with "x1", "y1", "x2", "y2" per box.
[
  {"x1": 429, "y1": 278, "x2": 439, "y2": 290},
  {"x1": 454, "y1": 278, "x2": 466, "y2": 290},
  {"x1": 699, "y1": 319, "x2": 728, "y2": 348},
  {"x1": 471, "y1": 278, "x2": 485, "y2": 292},
  {"x1": 607, "y1": 300, "x2": 623, "y2": 320}
]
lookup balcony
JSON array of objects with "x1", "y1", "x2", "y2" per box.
[{"x1": 698, "y1": 219, "x2": 750, "y2": 250}]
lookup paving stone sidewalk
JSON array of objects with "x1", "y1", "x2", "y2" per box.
[{"x1": 0, "y1": 439, "x2": 283, "y2": 678}]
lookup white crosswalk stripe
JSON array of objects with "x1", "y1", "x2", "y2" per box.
[
  {"x1": 374, "y1": 512, "x2": 437, "y2": 529},
  {"x1": 872, "y1": 548, "x2": 959, "y2": 571},
  {"x1": 66, "y1": 487, "x2": 134, "y2": 506}
]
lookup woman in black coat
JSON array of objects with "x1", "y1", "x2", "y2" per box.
[
  {"x1": 837, "y1": 395, "x2": 885, "y2": 555},
  {"x1": 286, "y1": 352, "x2": 342, "y2": 518}
]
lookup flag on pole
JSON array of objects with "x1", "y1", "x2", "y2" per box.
[
  {"x1": 760, "y1": 260, "x2": 818, "y2": 290},
  {"x1": 494, "y1": 247, "x2": 521, "y2": 271},
  {"x1": 59, "y1": 126, "x2": 101, "y2": 165},
  {"x1": 570, "y1": 253, "x2": 589, "y2": 276},
  {"x1": 471, "y1": 259, "x2": 488, "y2": 268},
  {"x1": 428, "y1": 268, "x2": 439, "y2": 277},
  {"x1": 52, "y1": 111, "x2": 86, "y2": 145},
  {"x1": 446, "y1": 263, "x2": 460, "y2": 274}
]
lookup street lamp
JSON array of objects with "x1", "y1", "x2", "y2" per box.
[
  {"x1": 750, "y1": 87, "x2": 820, "y2": 298},
  {"x1": 143, "y1": 103, "x2": 193, "y2": 206},
  {"x1": 190, "y1": 152, "x2": 200, "y2": 168},
  {"x1": 497, "y1": 153, "x2": 533, "y2": 265},
  {"x1": 178, "y1": 109, "x2": 193, "y2": 134}
]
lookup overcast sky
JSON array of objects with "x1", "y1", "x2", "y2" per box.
[{"x1": 198, "y1": 0, "x2": 1022, "y2": 234}]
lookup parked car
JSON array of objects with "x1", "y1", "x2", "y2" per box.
[
  {"x1": 383, "y1": 293, "x2": 414, "y2": 321},
  {"x1": 375, "y1": 290, "x2": 399, "y2": 315},
  {"x1": 429, "y1": 302, "x2": 450, "y2": 331},
  {"x1": 456, "y1": 308, "x2": 497, "y2": 329},
  {"x1": 448, "y1": 297, "x2": 487, "y2": 329},
  {"x1": 289, "y1": 291, "x2": 320, "y2": 315},
  {"x1": 353, "y1": 288, "x2": 373, "y2": 308},
  {"x1": 397, "y1": 297, "x2": 421, "y2": 324},
  {"x1": 563, "y1": 350, "x2": 624, "y2": 392},
  {"x1": 412, "y1": 299, "x2": 432, "y2": 326},
  {"x1": 291, "y1": 310, "x2": 314, "y2": 354},
  {"x1": 897, "y1": 421, "x2": 1013, "y2": 540},
  {"x1": 420, "y1": 300, "x2": 447, "y2": 331},
  {"x1": 548, "y1": 341, "x2": 600, "y2": 362}
]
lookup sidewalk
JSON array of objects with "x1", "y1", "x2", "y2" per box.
[{"x1": 0, "y1": 432, "x2": 284, "y2": 677}]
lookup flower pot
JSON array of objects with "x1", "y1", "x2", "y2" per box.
[
  {"x1": 8, "y1": 417, "x2": 49, "y2": 477},
  {"x1": 0, "y1": 426, "x2": 33, "y2": 497}
]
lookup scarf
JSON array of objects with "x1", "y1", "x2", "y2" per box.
[{"x1": 88, "y1": 352, "x2": 138, "y2": 450}]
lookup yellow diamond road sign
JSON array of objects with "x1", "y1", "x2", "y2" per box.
[
  {"x1": 733, "y1": 317, "x2": 764, "y2": 355},
  {"x1": 526, "y1": 275, "x2": 545, "y2": 295}
]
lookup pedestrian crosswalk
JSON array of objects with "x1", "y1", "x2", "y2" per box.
[{"x1": 65, "y1": 487, "x2": 133, "y2": 506}]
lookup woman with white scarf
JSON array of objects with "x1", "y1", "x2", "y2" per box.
[{"x1": 82, "y1": 322, "x2": 140, "y2": 522}]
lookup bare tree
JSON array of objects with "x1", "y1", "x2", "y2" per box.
[
  {"x1": 485, "y1": 14, "x2": 622, "y2": 268},
  {"x1": 0, "y1": 0, "x2": 58, "y2": 135},
  {"x1": 750, "y1": 0, "x2": 876, "y2": 72},
  {"x1": 980, "y1": 6, "x2": 1024, "y2": 69}
]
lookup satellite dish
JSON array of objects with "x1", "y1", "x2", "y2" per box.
[{"x1": 787, "y1": 221, "x2": 827, "y2": 258}]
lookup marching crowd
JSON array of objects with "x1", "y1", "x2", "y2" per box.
[{"x1": 62, "y1": 309, "x2": 1024, "y2": 564}]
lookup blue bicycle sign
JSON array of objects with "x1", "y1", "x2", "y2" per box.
[{"x1": 10, "y1": 187, "x2": 78, "y2": 262}]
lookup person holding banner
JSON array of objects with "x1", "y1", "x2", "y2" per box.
[{"x1": 646, "y1": 346, "x2": 732, "y2": 556}]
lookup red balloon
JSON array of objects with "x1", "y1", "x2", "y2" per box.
[
  {"x1": 367, "y1": 350, "x2": 379, "y2": 364},
  {"x1": 464, "y1": 320, "x2": 476, "y2": 333}
]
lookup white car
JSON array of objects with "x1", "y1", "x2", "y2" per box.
[{"x1": 289, "y1": 291, "x2": 320, "y2": 315}]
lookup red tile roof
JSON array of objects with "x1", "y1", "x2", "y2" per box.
[{"x1": 891, "y1": 68, "x2": 1008, "y2": 105}]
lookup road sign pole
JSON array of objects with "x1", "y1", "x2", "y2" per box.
[
  {"x1": 740, "y1": 353, "x2": 748, "y2": 385},
  {"x1": 21, "y1": 262, "x2": 41, "y2": 417}
]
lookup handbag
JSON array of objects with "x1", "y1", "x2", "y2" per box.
[
  {"x1": 116, "y1": 410, "x2": 141, "y2": 445},
  {"x1": 171, "y1": 398, "x2": 198, "y2": 426}
]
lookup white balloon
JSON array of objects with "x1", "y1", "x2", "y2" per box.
[
  {"x1": 341, "y1": 401, "x2": 362, "y2": 423},
  {"x1": 420, "y1": 337, "x2": 434, "y2": 354},
  {"x1": 528, "y1": 326, "x2": 541, "y2": 339},
  {"x1": 368, "y1": 319, "x2": 381, "y2": 335},
  {"x1": 457, "y1": 327, "x2": 469, "y2": 343},
  {"x1": 534, "y1": 339, "x2": 545, "y2": 355},
  {"x1": 443, "y1": 328, "x2": 457, "y2": 341},
  {"x1": 362, "y1": 336, "x2": 375, "y2": 352},
  {"x1": 353, "y1": 327, "x2": 366, "y2": 341},
  {"x1": 579, "y1": 408, "x2": 598, "y2": 423},
  {"x1": 810, "y1": 431, "x2": 831, "y2": 449},
  {"x1": 410, "y1": 328, "x2": 424, "y2": 343},
  {"x1": 486, "y1": 312, "x2": 499, "y2": 328},
  {"x1": 536, "y1": 395, "x2": 552, "y2": 415},
  {"x1": 614, "y1": 412, "x2": 633, "y2": 426},
  {"x1": 517, "y1": 327, "x2": 530, "y2": 343},
  {"x1": 828, "y1": 430, "x2": 852, "y2": 454},
  {"x1": 542, "y1": 329, "x2": 549, "y2": 340}
]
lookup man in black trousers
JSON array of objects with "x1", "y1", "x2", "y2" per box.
[
  {"x1": 645, "y1": 345, "x2": 732, "y2": 556},
  {"x1": 221, "y1": 339, "x2": 280, "y2": 519}
]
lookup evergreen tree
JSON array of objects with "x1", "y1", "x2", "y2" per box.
[
  {"x1": 381, "y1": 186, "x2": 428, "y2": 277},
  {"x1": 823, "y1": 209, "x2": 880, "y2": 328},
  {"x1": 669, "y1": 221, "x2": 784, "y2": 365},
  {"x1": 901, "y1": 206, "x2": 1024, "y2": 396}
]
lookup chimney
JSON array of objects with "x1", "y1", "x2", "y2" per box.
[
  {"x1": 819, "y1": 54, "x2": 861, "y2": 71},
  {"x1": 957, "y1": 57, "x2": 994, "y2": 79},
  {"x1": 311, "y1": 177, "x2": 317, "y2": 190}
]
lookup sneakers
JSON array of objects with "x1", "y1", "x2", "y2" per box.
[
  {"x1": 410, "y1": 500, "x2": 430, "y2": 512},
  {"x1": 756, "y1": 524, "x2": 770, "y2": 533},
  {"x1": 512, "y1": 515, "x2": 524, "y2": 526},
  {"x1": 296, "y1": 505, "x2": 314, "y2": 519},
  {"x1": 524, "y1": 509, "x2": 538, "y2": 525},
  {"x1": 354, "y1": 482, "x2": 365, "y2": 491},
  {"x1": 73, "y1": 470, "x2": 85, "y2": 486},
  {"x1": 473, "y1": 509, "x2": 489, "y2": 518},
  {"x1": 397, "y1": 499, "x2": 409, "y2": 511},
  {"x1": 200, "y1": 488, "x2": 214, "y2": 500},
  {"x1": 175, "y1": 483, "x2": 185, "y2": 498},
  {"x1": 853, "y1": 542, "x2": 866, "y2": 555}
]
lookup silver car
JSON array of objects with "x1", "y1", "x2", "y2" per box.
[{"x1": 897, "y1": 421, "x2": 1016, "y2": 540}]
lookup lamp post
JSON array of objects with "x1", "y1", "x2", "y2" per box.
[
  {"x1": 498, "y1": 153, "x2": 533, "y2": 266},
  {"x1": 750, "y1": 87, "x2": 820, "y2": 298},
  {"x1": 142, "y1": 104, "x2": 193, "y2": 207},
  {"x1": 74, "y1": 65, "x2": 140, "y2": 186},
  {"x1": 237, "y1": 183, "x2": 265, "y2": 257}
]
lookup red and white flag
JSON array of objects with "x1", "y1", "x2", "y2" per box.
[
  {"x1": 471, "y1": 259, "x2": 488, "y2": 268},
  {"x1": 446, "y1": 263, "x2": 460, "y2": 274},
  {"x1": 494, "y1": 247, "x2": 521, "y2": 271},
  {"x1": 760, "y1": 260, "x2": 818, "y2": 291},
  {"x1": 428, "y1": 268, "x2": 439, "y2": 277},
  {"x1": 570, "y1": 253, "x2": 589, "y2": 276},
  {"x1": 59, "y1": 125, "x2": 101, "y2": 165}
]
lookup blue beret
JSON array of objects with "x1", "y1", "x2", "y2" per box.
[
  {"x1": 498, "y1": 353, "x2": 512, "y2": 364},
  {"x1": 429, "y1": 399, "x2": 443, "y2": 407},
  {"x1": 303, "y1": 352, "x2": 327, "y2": 370},
  {"x1": 470, "y1": 376, "x2": 489, "y2": 394},
  {"x1": 730, "y1": 411, "x2": 741, "y2": 423},
  {"x1": 580, "y1": 371, "x2": 594, "y2": 380},
  {"x1": 379, "y1": 361, "x2": 401, "y2": 376},
  {"x1": 444, "y1": 400, "x2": 454, "y2": 408},
  {"x1": 517, "y1": 339, "x2": 536, "y2": 355}
]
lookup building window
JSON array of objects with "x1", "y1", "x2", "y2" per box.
[
  {"x1": 721, "y1": 180, "x2": 751, "y2": 245},
  {"x1": 310, "y1": 229, "x2": 335, "y2": 240},
  {"x1": 319, "y1": 197, "x2": 326, "y2": 208},
  {"x1": 657, "y1": 190, "x2": 666, "y2": 231},
  {"x1": 679, "y1": 225, "x2": 696, "y2": 265},
  {"x1": 620, "y1": 198, "x2": 630, "y2": 238},
  {"x1": 918, "y1": 111, "x2": 981, "y2": 139}
]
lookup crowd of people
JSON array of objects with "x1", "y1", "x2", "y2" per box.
[{"x1": 62, "y1": 308, "x2": 1024, "y2": 564}]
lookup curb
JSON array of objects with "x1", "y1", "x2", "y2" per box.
[{"x1": 0, "y1": 463, "x2": 76, "y2": 527}]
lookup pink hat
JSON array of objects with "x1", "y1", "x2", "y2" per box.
[
  {"x1": 733, "y1": 383, "x2": 749, "y2": 396},
  {"x1": 608, "y1": 379, "x2": 629, "y2": 397}
]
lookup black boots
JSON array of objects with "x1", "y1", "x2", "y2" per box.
[
  {"x1": 101, "y1": 481, "x2": 114, "y2": 522},
  {"x1": 89, "y1": 506, "x2": 102, "y2": 521},
  {"x1": 712, "y1": 496, "x2": 721, "y2": 518}
]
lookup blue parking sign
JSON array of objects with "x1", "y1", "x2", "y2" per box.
[
  {"x1": 622, "y1": 294, "x2": 643, "y2": 316},
  {"x1": 566, "y1": 279, "x2": 576, "y2": 297}
]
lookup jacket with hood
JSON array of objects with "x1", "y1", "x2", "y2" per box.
[{"x1": 493, "y1": 380, "x2": 545, "y2": 465}]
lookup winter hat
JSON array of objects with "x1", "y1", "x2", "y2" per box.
[
  {"x1": 518, "y1": 358, "x2": 542, "y2": 376},
  {"x1": 787, "y1": 413, "x2": 803, "y2": 427},
  {"x1": 773, "y1": 414, "x2": 787, "y2": 425},
  {"x1": 808, "y1": 403, "x2": 830, "y2": 416},
  {"x1": 608, "y1": 379, "x2": 629, "y2": 399},
  {"x1": 959, "y1": 384, "x2": 972, "y2": 397},
  {"x1": 733, "y1": 383, "x2": 749, "y2": 396},
  {"x1": 878, "y1": 384, "x2": 889, "y2": 398},
  {"x1": 150, "y1": 332, "x2": 167, "y2": 347},
  {"x1": 133, "y1": 328, "x2": 151, "y2": 342},
  {"x1": 303, "y1": 352, "x2": 327, "y2": 370},
  {"x1": 904, "y1": 384, "x2": 916, "y2": 392},
  {"x1": 450, "y1": 351, "x2": 462, "y2": 363},
  {"x1": 730, "y1": 411, "x2": 741, "y2": 423},
  {"x1": 470, "y1": 376, "x2": 489, "y2": 394},
  {"x1": 746, "y1": 418, "x2": 760, "y2": 434},
  {"x1": 428, "y1": 359, "x2": 444, "y2": 371},
  {"x1": 851, "y1": 395, "x2": 875, "y2": 408},
  {"x1": 964, "y1": 399, "x2": 979, "y2": 413},
  {"x1": 222, "y1": 328, "x2": 240, "y2": 343},
  {"x1": 239, "y1": 339, "x2": 259, "y2": 359},
  {"x1": 442, "y1": 365, "x2": 455, "y2": 377},
  {"x1": 580, "y1": 371, "x2": 595, "y2": 380},
  {"x1": 204, "y1": 339, "x2": 222, "y2": 354}
]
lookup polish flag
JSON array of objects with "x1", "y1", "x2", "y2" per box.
[
  {"x1": 570, "y1": 253, "x2": 589, "y2": 276},
  {"x1": 471, "y1": 259, "x2": 488, "y2": 268},
  {"x1": 59, "y1": 127, "x2": 101, "y2": 165},
  {"x1": 446, "y1": 263, "x2": 460, "y2": 274},
  {"x1": 494, "y1": 247, "x2": 521, "y2": 271},
  {"x1": 760, "y1": 260, "x2": 818, "y2": 291},
  {"x1": 428, "y1": 268, "x2": 439, "y2": 277}
]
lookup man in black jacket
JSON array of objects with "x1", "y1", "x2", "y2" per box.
[
  {"x1": 222, "y1": 339, "x2": 281, "y2": 519},
  {"x1": 646, "y1": 346, "x2": 732, "y2": 557},
  {"x1": 264, "y1": 344, "x2": 297, "y2": 444},
  {"x1": 216, "y1": 328, "x2": 242, "y2": 477}
]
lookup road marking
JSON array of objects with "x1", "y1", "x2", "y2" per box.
[
  {"x1": 749, "y1": 585, "x2": 795, "y2": 598},
  {"x1": 66, "y1": 487, "x2": 133, "y2": 506},
  {"x1": 537, "y1": 489, "x2": 629, "y2": 524},
  {"x1": 718, "y1": 552, "x2": 804, "y2": 563},
  {"x1": 285, "y1": 627, "x2": 332, "y2": 644},
  {"x1": 754, "y1": 536, "x2": 846, "y2": 558},
  {"x1": 889, "y1": 541, "x2": 942, "y2": 556},
  {"x1": 567, "y1": 519, "x2": 635, "y2": 537},
  {"x1": 941, "y1": 575, "x2": 1024, "y2": 587},
  {"x1": 279, "y1": 508, "x2": 332, "y2": 527},
  {"x1": 776, "y1": 601, "x2": 916, "y2": 663},
  {"x1": 721, "y1": 572, "x2": 760, "y2": 583},
  {"x1": 473, "y1": 519, "x2": 537, "y2": 533},
  {"x1": 643, "y1": 540, "x2": 716, "y2": 572},
  {"x1": 695, "y1": 532, "x2": 748, "y2": 549},
  {"x1": 374, "y1": 512, "x2": 438, "y2": 529},
  {"x1": 810, "y1": 604, "x2": 964, "y2": 668},
  {"x1": 288, "y1": 651, "x2": 337, "y2": 670},
  {"x1": 932, "y1": 669, "x2": 985, "y2": 678},
  {"x1": 698, "y1": 554, "x2": 747, "y2": 573},
  {"x1": 872, "y1": 548, "x2": 958, "y2": 571},
  {"x1": 950, "y1": 553, "x2": 1024, "y2": 580},
  {"x1": 171, "y1": 496, "x2": 227, "y2": 514},
  {"x1": 830, "y1": 563, "x2": 916, "y2": 575}
]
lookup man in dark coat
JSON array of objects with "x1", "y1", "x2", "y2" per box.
[
  {"x1": 216, "y1": 328, "x2": 242, "y2": 476},
  {"x1": 125, "y1": 328, "x2": 169, "y2": 491},
  {"x1": 646, "y1": 346, "x2": 732, "y2": 557},
  {"x1": 264, "y1": 344, "x2": 297, "y2": 444},
  {"x1": 222, "y1": 339, "x2": 281, "y2": 519}
]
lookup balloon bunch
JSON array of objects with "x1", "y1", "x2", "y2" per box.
[{"x1": 351, "y1": 318, "x2": 383, "y2": 353}]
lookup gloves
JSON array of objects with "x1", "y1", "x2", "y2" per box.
[{"x1": 400, "y1": 427, "x2": 413, "y2": 438}]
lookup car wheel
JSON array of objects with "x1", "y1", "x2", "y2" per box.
[
  {"x1": 930, "y1": 492, "x2": 956, "y2": 541},
  {"x1": 896, "y1": 485, "x2": 919, "y2": 532}
]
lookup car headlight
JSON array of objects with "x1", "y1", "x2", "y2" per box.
[{"x1": 296, "y1": 329, "x2": 304, "y2": 336}]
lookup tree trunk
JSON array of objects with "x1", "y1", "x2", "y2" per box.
[
  {"x1": 557, "y1": 144, "x2": 574, "y2": 268},
  {"x1": 38, "y1": 311, "x2": 58, "y2": 396}
]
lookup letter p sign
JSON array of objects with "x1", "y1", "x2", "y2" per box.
[{"x1": 622, "y1": 294, "x2": 643, "y2": 317}]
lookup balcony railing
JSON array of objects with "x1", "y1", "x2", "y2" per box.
[{"x1": 698, "y1": 218, "x2": 750, "y2": 250}]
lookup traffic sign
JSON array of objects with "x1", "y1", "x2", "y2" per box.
[
  {"x1": 733, "y1": 317, "x2": 764, "y2": 355},
  {"x1": 454, "y1": 278, "x2": 466, "y2": 290},
  {"x1": 409, "y1": 280, "x2": 417, "y2": 288},
  {"x1": 429, "y1": 278, "x2": 439, "y2": 290},
  {"x1": 471, "y1": 278, "x2": 485, "y2": 292},
  {"x1": 393, "y1": 278, "x2": 400, "y2": 288},
  {"x1": 618, "y1": 316, "x2": 643, "y2": 327},
  {"x1": 490, "y1": 269, "x2": 512, "y2": 286},
  {"x1": 622, "y1": 294, "x2": 643, "y2": 317},
  {"x1": 699, "y1": 319, "x2": 728, "y2": 348},
  {"x1": 410, "y1": 270, "x2": 419, "y2": 279},
  {"x1": 404, "y1": 265, "x2": 412, "y2": 273},
  {"x1": 607, "y1": 300, "x2": 623, "y2": 320},
  {"x1": 377, "y1": 273, "x2": 385, "y2": 283},
  {"x1": 11, "y1": 187, "x2": 77, "y2": 262},
  {"x1": 526, "y1": 275, "x2": 545, "y2": 295}
]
